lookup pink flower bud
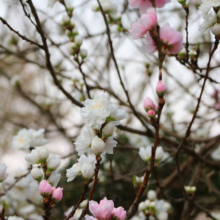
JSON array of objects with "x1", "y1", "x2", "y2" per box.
[
  {"x1": 112, "y1": 207, "x2": 126, "y2": 220},
  {"x1": 51, "y1": 187, "x2": 56, "y2": 191},
  {"x1": 89, "y1": 197, "x2": 114, "y2": 220},
  {"x1": 52, "y1": 187, "x2": 63, "y2": 202},
  {"x1": 156, "y1": 81, "x2": 166, "y2": 98},
  {"x1": 211, "y1": 90, "x2": 218, "y2": 98},
  {"x1": 148, "y1": 110, "x2": 155, "y2": 119},
  {"x1": 143, "y1": 97, "x2": 155, "y2": 112},
  {"x1": 39, "y1": 180, "x2": 52, "y2": 196}
]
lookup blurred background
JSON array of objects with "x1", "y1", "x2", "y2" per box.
[{"x1": 0, "y1": 0, "x2": 220, "y2": 219}]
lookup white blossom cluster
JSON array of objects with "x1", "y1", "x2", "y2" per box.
[
  {"x1": 12, "y1": 128, "x2": 49, "y2": 150},
  {"x1": 66, "y1": 95, "x2": 127, "y2": 182},
  {"x1": 1, "y1": 168, "x2": 43, "y2": 220},
  {"x1": 199, "y1": 0, "x2": 220, "y2": 35},
  {"x1": 138, "y1": 190, "x2": 171, "y2": 220},
  {"x1": 25, "y1": 146, "x2": 61, "y2": 186},
  {"x1": 138, "y1": 146, "x2": 165, "y2": 164}
]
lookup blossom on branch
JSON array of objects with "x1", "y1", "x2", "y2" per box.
[
  {"x1": 85, "y1": 197, "x2": 126, "y2": 220},
  {"x1": 66, "y1": 154, "x2": 96, "y2": 182},
  {"x1": 129, "y1": 8, "x2": 157, "y2": 39},
  {"x1": 142, "y1": 24, "x2": 183, "y2": 54},
  {"x1": 128, "y1": 0, "x2": 171, "y2": 13}
]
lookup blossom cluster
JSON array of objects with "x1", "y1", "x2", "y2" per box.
[
  {"x1": 85, "y1": 197, "x2": 126, "y2": 220},
  {"x1": 12, "y1": 128, "x2": 49, "y2": 150},
  {"x1": 129, "y1": 1, "x2": 183, "y2": 54},
  {"x1": 199, "y1": 0, "x2": 220, "y2": 36},
  {"x1": 138, "y1": 190, "x2": 171, "y2": 220},
  {"x1": 66, "y1": 95, "x2": 127, "y2": 182}
]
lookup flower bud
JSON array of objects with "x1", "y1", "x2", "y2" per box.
[
  {"x1": 81, "y1": 164, "x2": 95, "y2": 180},
  {"x1": 147, "y1": 190, "x2": 157, "y2": 201},
  {"x1": 139, "y1": 146, "x2": 151, "y2": 162},
  {"x1": 138, "y1": 201, "x2": 147, "y2": 211},
  {"x1": 178, "y1": 48, "x2": 186, "y2": 60},
  {"x1": 52, "y1": 187, "x2": 63, "y2": 202},
  {"x1": 143, "y1": 97, "x2": 155, "y2": 112},
  {"x1": 215, "y1": 103, "x2": 220, "y2": 110},
  {"x1": 212, "y1": 23, "x2": 220, "y2": 36},
  {"x1": 80, "y1": 199, "x2": 88, "y2": 208},
  {"x1": 74, "y1": 35, "x2": 83, "y2": 45},
  {"x1": 47, "y1": 156, "x2": 61, "y2": 172},
  {"x1": 25, "y1": 149, "x2": 39, "y2": 164},
  {"x1": 37, "y1": 147, "x2": 49, "y2": 163},
  {"x1": 102, "y1": 122, "x2": 115, "y2": 138},
  {"x1": 39, "y1": 180, "x2": 52, "y2": 196},
  {"x1": 147, "y1": 110, "x2": 156, "y2": 119},
  {"x1": 62, "y1": 15, "x2": 70, "y2": 23},
  {"x1": 91, "y1": 136, "x2": 105, "y2": 155},
  {"x1": 80, "y1": 49, "x2": 88, "y2": 59},
  {"x1": 156, "y1": 81, "x2": 166, "y2": 98},
  {"x1": 135, "y1": 175, "x2": 144, "y2": 184},
  {"x1": 155, "y1": 146, "x2": 164, "y2": 161},
  {"x1": 31, "y1": 168, "x2": 43, "y2": 182},
  {"x1": 184, "y1": 186, "x2": 196, "y2": 194},
  {"x1": 112, "y1": 207, "x2": 126, "y2": 220},
  {"x1": 0, "y1": 164, "x2": 8, "y2": 182}
]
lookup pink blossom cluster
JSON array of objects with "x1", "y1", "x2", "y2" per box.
[
  {"x1": 85, "y1": 197, "x2": 126, "y2": 220},
  {"x1": 211, "y1": 90, "x2": 220, "y2": 110},
  {"x1": 128, "y1": 1, "x2": 183, "y2": 54},
  {"x1": 39, "y1": 180, "x2": 63, "y2": 202},
  {"x1": 143, "y1": 81, "x2": 166, "y2": 118},
  {"x1": 128, "y1": 0, "x2": 171, "y2": 14}
]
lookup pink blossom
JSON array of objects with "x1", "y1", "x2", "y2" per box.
[
  {"x1": 52, "y1": 187, "x2": 63, "y2": 202},
  {"x1": 39, "y1": 180, "x2": 52, "y2": 195},
  {"x1": 112, "y1": 207, "x2": 126, "y2": 220},
  {"x1": 128, "y1": 0, "x2": 171, "y2": 13},
  {"x1": 142, "y1": 24, "x2": 183, "y2": 54},
  {"x1": 215, "y1": 103, "x2": 220, "y2": 110},
  {"x1": 143, "y1": 97, "x2": 155, "y2": 111},
  {"x1": 89, "y1": 197, "x2": 114, "y2": 220},
  {"x1": 156, "y1": 81, "x2": 166, "y2": 98},
  {"x1": 211, "y1": 90, "x2": 219, "y2": 98},
  {"x1": 129, "y1": 8, "x2": 157, "y2": 39}
]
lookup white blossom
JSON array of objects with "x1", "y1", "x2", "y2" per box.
[
  {"x1": 80, "y1": 49, "x2": 88, "y2": 59},
  {"x1": 155, "y1": 146, "x2": 164, "y2": 161},
  {"x1": 48, "y1": 171, "x2": 61, "y2": 187},
  {"x1": 25, "y1": 149, "x2": 39, "y2": 164},
  {"x1": 30, "y1": 129, "x2": 49, "y2": 146},
  {"x1": 12, "y1": 129, "x2": 32, "y2": 150},
  {"x1": 80, "y1": 95, "x2": 110, "y2": 129},
  {"x1": 47, "y1": 156, "x2": 61, "y2": 171},
  {"x1": 108, "y1": 104, "x2": 127, "y2": 125},
  {"x1": 103, "y1": 136, "x2": 117, "y2": 155},
  {"x1": 139, "y1": 146, "x2": 151, "y2": 162},
  {"x1": 75, "y1": 126, "x2": 96, "y2": 155},
  {"x1": 66, "y1": 155, "x2": 96, "y2": 182},
  {"x1": 12, "y1": 128, "x2": 49, "y2": 150},
  {"x1": 199, "y1": 12, "x2": 217, "y2": 32}
]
